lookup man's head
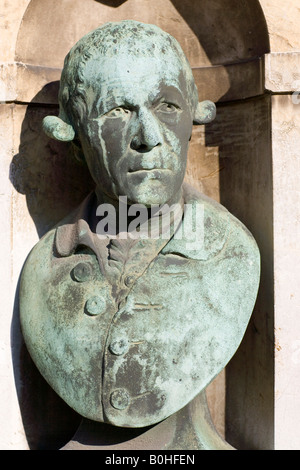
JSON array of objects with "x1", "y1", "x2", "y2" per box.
[{"x1": 43, "y1": 20, "x2": 216, "y2": 206}]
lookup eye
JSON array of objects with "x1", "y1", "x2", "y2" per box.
[
  {"x1": 156, "y1": 102, "x2": 180, "y2": 114},
  {"x1": 105, "y1": 107, "x2": 131, "y2": 118}
]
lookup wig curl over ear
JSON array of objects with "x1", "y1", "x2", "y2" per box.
[
  {"x1": 193, "y1": 100, "x2": 216, "y2": 125},
  {"x1": 42, "y1": 112, "x2": 75, "y2": 142}
]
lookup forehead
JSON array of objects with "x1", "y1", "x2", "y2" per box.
[{"x1": 84, "y1": 54, "x2": 189, "y2": 108}]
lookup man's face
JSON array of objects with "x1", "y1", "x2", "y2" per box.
[{"x1": 77, "y1": 54, "x2": 194, "y2": 206}]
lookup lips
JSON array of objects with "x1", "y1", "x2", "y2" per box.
[
  {"x1": 127, "y1": 158, "x2": 170, "y2": 174},
  {"x1": 128, "y1": 167, "x2": 170, "y2": 174},
  {"x1": 127, "y1": 167, "x2": 173, "y2": 182}
]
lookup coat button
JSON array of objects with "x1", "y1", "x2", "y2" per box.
[
  {"x1": 109, "y1": 337, "x2": 129, "y2": 356},
  {"x1": 110, "y1": 389, "x2": 130, "y2": 410},
  {"x1": 85, "y1": 295, "x2": 104, "y2": 316},
  {"x1": 118, "y1": 299, "x2": 128, "y2": 311},
  {"x1": 124, "y1": 275, "x2": 135, "y2": 287},
  {"x1": 73, "y1": 262, "x2": 92, "y2": 282}
]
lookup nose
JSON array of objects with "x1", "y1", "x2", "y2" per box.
[{"x1": 130, "y1": 109, "x2": 162, "y2": 152}]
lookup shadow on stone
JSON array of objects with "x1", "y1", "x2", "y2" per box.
[
  {"x1": 9, "y1": 84, "x2": 95, "y2": 238},
  {"x1": 10, "y1": 84, "x2": 94, "y2": 449}
]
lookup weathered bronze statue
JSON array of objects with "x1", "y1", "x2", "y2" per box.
[{"x1": 19, "y1": 20, "x2": 260, "y2": 450}]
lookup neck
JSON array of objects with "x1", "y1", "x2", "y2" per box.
[{"x1": 93, "y1": 188, "x2": 184, "y2": 239}]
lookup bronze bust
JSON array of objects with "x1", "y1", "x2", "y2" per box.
[{"x1": 19, "y1": 20, "x2": 260, "y2": 450}]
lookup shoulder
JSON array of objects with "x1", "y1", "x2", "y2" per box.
[
  {"x1": 21, "y1": 192, "x2": 96, "y2": 283},
  {"x1": 20, "y1": 228, "x2": 57, "y2": 297},
  {"x1": 163, "y1": 183, "x2": 260, "y2": 267}
]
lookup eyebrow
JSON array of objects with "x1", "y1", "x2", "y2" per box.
[
  {"x1": 94, "y1": 96, "x2": 122, "y2": 116},
  {"x1": 91, "y1": 82, "x2": 187, "y2": 117},
  {"x1": 152, "y1": 85, "x2": 186, "y2": 105}
]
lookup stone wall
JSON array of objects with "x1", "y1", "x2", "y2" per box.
[{"x1": 1, "y1": 0, "x2": 300, "y2": 450}]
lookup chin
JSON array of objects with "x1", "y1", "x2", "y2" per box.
[
  {"x1": 131, "y1": 195, "x2": 170, "y2": 207},
  {"x1": 125, "y1": 173, "x2": 182, "y2": 207},
  {"x1": 128, "y1": 188, "x2": 176, "y2": 207}
]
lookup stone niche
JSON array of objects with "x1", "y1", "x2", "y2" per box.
[{"x1": 11, "y1": 0, "x2": 272, "y2": 449}]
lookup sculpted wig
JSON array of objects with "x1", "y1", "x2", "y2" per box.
[{"x1": 43, "y1": 20, "x2": 216, "y2": 143}]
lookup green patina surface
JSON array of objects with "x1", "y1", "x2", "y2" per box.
[{"x1": 19, "y1": 20, "x2": 260, "y2": 449}]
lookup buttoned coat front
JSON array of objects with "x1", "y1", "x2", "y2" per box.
[{"x1": 20, "y1": 184, "x2": 260, "y2": 428}]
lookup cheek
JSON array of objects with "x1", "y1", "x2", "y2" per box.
[
  {"x1": 163, "y1": 113, "x2": 193, "y2": 151},
  {"x1": 79, "y1": 121, "x2": 108, "y2": 182},
  {"x1": 164, "y1": 125, "x2": 188, "y2": 162},
  {"x1": 84, "y1": 118, "x2": 127, "y2": 155},
  {"x1": 81, "y1": 121, "x2": 103, "y2": 154},
  {"x1": 176, "y1": 113, "x2": 193, "y2": 142},
  {"x1": 100, "y1": 118, "x2": 128, "y2": 157}
]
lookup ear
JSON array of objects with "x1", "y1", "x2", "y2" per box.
[
  {"x1": 42, "y1": 115, "x2": 75, "y2": 142},
  {"x1": 193, "y1": 100, "x2": 216, "y2": 125}
]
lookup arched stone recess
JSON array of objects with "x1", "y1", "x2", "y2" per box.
[
  {"x1": 15, "y1": 0, "x2": 270, "y2": 104},
  {"x1": 12, "y1": 0, "x2": 271, "y2": 241},
  {"x1": 259, "y1": 0, "x2": 300, "y2": 52},
  {"x1": 11, "y1": 0, "x2": 274, "y2": 450}
]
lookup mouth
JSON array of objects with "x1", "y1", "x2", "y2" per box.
[
  {"x1": 127, "y1": 169, "x2": 173, "y2": 181},
  {"x1": 127, "y1": 168, "x2": 172, "y2": 174}
]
